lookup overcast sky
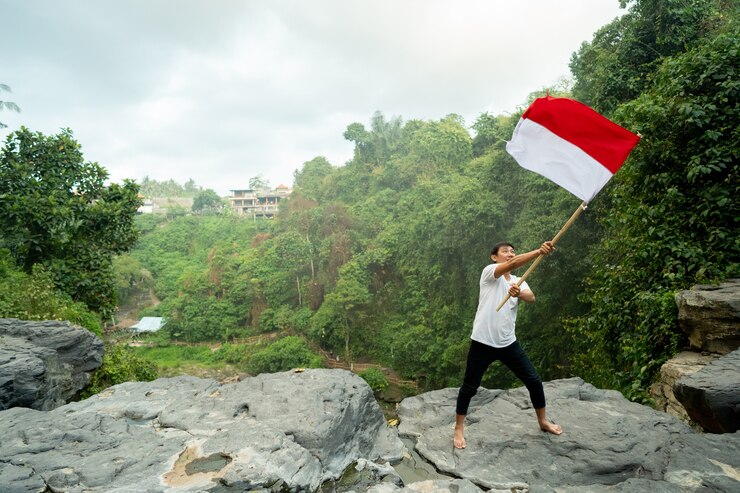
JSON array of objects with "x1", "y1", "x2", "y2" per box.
[{"x1": 1, "y1": 1, "x2": 625, "y2": 196}]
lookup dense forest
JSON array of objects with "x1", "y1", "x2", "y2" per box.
[{"x1": 1, "y1": 0, "x2": 737, "y2": 401}]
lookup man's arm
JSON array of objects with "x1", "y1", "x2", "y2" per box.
[
  {"x1": 493, "y1": 241, "x2": 554, "y2": 279},
  {"x1": 509, "y1": 284, "x2": 535, "y2": 303}
]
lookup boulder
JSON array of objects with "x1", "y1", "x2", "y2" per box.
[
  {"x1": 673, "y1": 349, "x2": 740, "y2": 433},
  {"x1": 3, "y1": 371, "x2": 739, "y2": 492},
  {"x1": 649, "y1": 350, "x2": 718, "y2": 427},
  {"x1": 676, "y1": 279, "x2": 740, "y2": 354},
  {"x1": 0, "y1": 369, "x2": 403, "y2": 492},
  {"x1": 0, "y1": 318, "x2": 104, "y2": 410},
  {"x1": 398, "y1": 377, "x2": 740, "y2": 492}
]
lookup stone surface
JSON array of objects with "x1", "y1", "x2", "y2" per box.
[
  {"x1": 398, "y1": 377, "x2": 740, "y2": 492},
  {"x1": 0, "y1": 318, "x2": 104, "y2": 411},
  {"x1": 3, "y1": 369, "x2": 739, "y2": 492},
  {"x1": 366, "y1": 478, "x2": 489, "y2": 493},
  {"x1": 0, "y1": 369, "x2": 403, "y2": 492},
  {"x1": 673, "y1": 349, "x2": 740, "y2": 433},
  {"x1": 649, "y1": 350, "x2": 719, "y2": 427},
  {"x1": 676, "y1": 279, "x2": 740, "y2": 354}
]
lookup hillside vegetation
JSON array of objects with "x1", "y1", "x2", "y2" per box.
[
  {"x1": 123, "y1": 1, "x2": 738, "y2": 399},
  {"x1": 2, "y1": 0, "x2": 737, "y2": 400}
]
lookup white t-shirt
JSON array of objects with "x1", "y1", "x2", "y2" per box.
[{"x1": 470, "y1": 263, "x2": 530, "y2": 348}]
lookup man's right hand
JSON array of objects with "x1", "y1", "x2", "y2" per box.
[{"x1": 539, "y1": 241, "x2": 555, "y2": 255}]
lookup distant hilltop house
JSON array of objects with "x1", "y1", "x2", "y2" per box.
[
  {"x1": 229, "y1": 184, "x2": 291, "y2": 218},
  {"x1": 136, "y1": 195, "x2": 193, "y2": 215},
  {"x1": 137, "y1": 197, "x2": 154, "y2": 214}
]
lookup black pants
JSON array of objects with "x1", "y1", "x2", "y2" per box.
[{"x1": 456, "y1": 339, "x2": 546, "y2": 415}]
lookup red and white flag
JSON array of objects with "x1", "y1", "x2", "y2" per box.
[{"x1": 506, "y1": 96, "x2": 640, "y2": 203}]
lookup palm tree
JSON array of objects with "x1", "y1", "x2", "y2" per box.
[{"x1": 0, "y1": 84, "x2": 21, "y2": 129}]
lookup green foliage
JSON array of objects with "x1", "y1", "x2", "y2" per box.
[
  {"x1": 192, "y1": 189, "x2": 224, "y2": 214},
  {"x1": 112, "y1": 255, "x2": 153, "y2": 307},
  {"x1": 293, "y1": 157, "x2": 334, "y2": 202},
  {"x1": 129, "y1": 215, "x2": 260, "y2": 341},
  {"x1": 249, "y1": 174, "x2": 270, "y2": 190},
  {"x1": 359, "y1": 368, "x2": 389, "y2": 392},
  {"x1": 0, "y1": 250, "x2": 102, "y2": 335},
  {"x1": 246, "y1": 336, "x2": 324, "y2": 374},
  {"x1": 82, "y1": 344, "x2": 157, "y2": 397},
  {"x1": 138, "y1": 176, "x2": 201, "y2": 198},
  {"x1": 129, "y1": 108, "x2": 597, "y2": 390},
  {"x1": 0, "y1": 127, "x2": 141, "y2": 317},
  {"x1": 135, "y1": 213, "x2": 168, "y2": 234},
  {"x1": 570, "y1": 0, "x2": 725, "y2": 114},
  {"x1": 567, "y1": 1, "x2": 738, "y2": 399},
  {"x1": 130, "y1": 343, "x2": 218, "y2": 368},
  {"x1": 212, "y1": 342, "x2": 251, "y2": 366}
]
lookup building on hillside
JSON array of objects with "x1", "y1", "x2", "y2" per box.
[
  {"x1": 137, "y1": 198, "x2": 154, "y2": 214},
  {"x1": 228, "y1": 184, "x2": 292, "y2": 218}
]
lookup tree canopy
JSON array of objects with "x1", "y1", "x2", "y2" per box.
[
  {"x1": 0, "y1": 127, "x2": 141, "y2": 317},
  {"x1": 567, "y1": 0, "x2": 738, "y2": 399}
]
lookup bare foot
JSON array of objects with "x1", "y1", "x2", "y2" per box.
[
  {"x1": 540, "y1": 420, "x2": 563, "y2": 435},
  {"x1": 453, "y1": 428, "x2": 467, "y2": 449}
]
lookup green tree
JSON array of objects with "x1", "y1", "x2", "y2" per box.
[
  {"x1": 183, "y1": 178, "x2": 200, "y2": 195},
  {"x1": 0, "y1": 249, "x2": 102, "y2": 335},
  {"x1": 139, "y1": 176, "x2": 200, "y2": 198},
  {"x1": 249, "y1": 174, "x2": 270, "y2": 190},
  {"x1": 359, "y1": 368, "x2": 389, "y2": 392},
  {"x1": 0, "y1": 127, "x2": 141, "y2": 317},
  {"x1": 192, "y1": 189, "x2": 223, "y2": 214},
  {"x1": 293, "y1": 157, "x2": 334, "y2": 202},
  {"x1": 311, "y1": 259, "x2": 371, "y2": 361},
  {"x1": 568, "y1": 1, "x2": 738, "y2": 400},
  {"x1": 570, "y1": 0, "x2": 725, "y2": 114},
  {"x1": 82, "y1": 345, "x2": 157, "y2": 397},
  {"x1": 113, "y1": 255, "x2": 153, "y2": 307},
  {"x1": 247, "y1": 336, "x2": 323, "y2": 374}
]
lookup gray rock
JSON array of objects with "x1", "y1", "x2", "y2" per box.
[
  {"x1": 0, "y1": 369, "x2": 403, "y2": 492},
  {"x1": 0, "y1": 318, "x2": 104, "y2": 410},
  {"x1": 649, "y1": 350, "x2": 718, "y2": 428},
  {"x1": 398, "y1": 387, "x2": 502, "y2": 439},
  {"x1": 399, "y1": 377, "x2": 740, "y2": 492},
  {"x1": 663, "y1": 431, "x2": 740, "y2": 492},
  {"x1": 673, "y1": 349, "x2": 740, "y2": 433},
  {"x1": 676, "y1": 279, "x2": 740, "y2": 354},
  {"x1": 366, "y1": 478, "x2": 488, "y2": 492}
]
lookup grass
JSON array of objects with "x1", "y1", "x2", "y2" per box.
[{"x1": 129, "y1": 344, "x2": 220, "y2": 369}]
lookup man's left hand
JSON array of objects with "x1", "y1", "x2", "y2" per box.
[{"x1": 508, "y1": 284, "x2": 520, "y2": 297}]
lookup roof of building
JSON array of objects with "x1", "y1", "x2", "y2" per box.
[{"x1": 130, "y1": 317, "x2": 166, "y2": 333}]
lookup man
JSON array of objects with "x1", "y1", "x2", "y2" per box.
[{"x1": 454, "y1": 240, "x2": 562, "y2": 450}]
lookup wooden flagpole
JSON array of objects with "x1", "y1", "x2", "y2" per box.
[{"x1": 495, "y1": 201, "x2": 588, "y2": 311}]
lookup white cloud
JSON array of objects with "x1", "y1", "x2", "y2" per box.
[{"x1": 0, "y1": 0, "x2": 625, "y2": 195}]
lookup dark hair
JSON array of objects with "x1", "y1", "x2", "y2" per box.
[{"x1": 490, "y1": 242, "x2": 514, "y2": 256}]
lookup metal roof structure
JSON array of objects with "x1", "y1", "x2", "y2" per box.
[{"x1": 130, "y1": 317, "x2": 165, "y2": 333}]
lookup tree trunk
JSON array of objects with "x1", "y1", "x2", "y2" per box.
[{"x1": 296, "y1": 276, "x2": 302, "y2": 305}]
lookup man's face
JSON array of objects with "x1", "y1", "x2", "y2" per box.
[{"x1": 492, "y1": 245, "x2": 515, "y2": 263}]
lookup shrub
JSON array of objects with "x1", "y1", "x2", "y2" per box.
[
  {"x1": 82, "y1": 344, "x2": 157, "y2": 397},
  {"x1": 247, "y1": 336, "x2": 323, "y2": 374},
  {"x1": 359, "y1": 368, "x2": 389, "y2": 393},
  {"x1": 0, "y1": 250, "x2": 102, "y2": 335}
]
